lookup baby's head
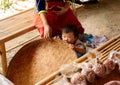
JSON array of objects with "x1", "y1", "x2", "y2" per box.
[{"x1": 62, "y1": 24, "x2": 79, "y2": 44}]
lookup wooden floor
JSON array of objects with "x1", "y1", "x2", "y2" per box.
[{"x1": 76, "y1": 0, "x2": 120, "y2": 38}]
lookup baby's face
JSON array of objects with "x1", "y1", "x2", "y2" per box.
[{"x1": 62, "y1": 32, "x2": 76, "y2": 44}]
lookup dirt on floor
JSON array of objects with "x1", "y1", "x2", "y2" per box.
[{"x1": 76, "y1": 0, "x2": 120, "y2": 39}]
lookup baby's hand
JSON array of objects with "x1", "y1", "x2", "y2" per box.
[
  {"x1": 69, "y1": 44, "x2": 74, "y2": 49},
  {"x1": 53, "y1": 36, "x2": 61, "y2": 40}
]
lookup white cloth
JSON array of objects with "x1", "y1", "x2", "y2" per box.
[{"x1": 0, "y1": 74, "x2": 14, "y2": 85}]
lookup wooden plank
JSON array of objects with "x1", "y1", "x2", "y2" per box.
[
  {"x1": 0, "y1": 42, "x2": 7, "y2": 75},
  {"x1": 99, "y1": 38, "x2": 120, "y2": 53},
  {"x1": 96, "y1": 34, "x2": 120, "y2": 51},
  {"x1": 0, "y1": 25, "x2": 35, "y2": 43},
  {"x1": 0, "y1": 16, "x2": 33, "y2": 32},
  {"x1": 0, "y1": 10, "x2": 34, "y2": 31},
  {"x1": 6, "y1": 30, "x2": 39, "y2": 52},
  {"x1": 0, "y1": 8, "x2": 36, "y2": 43},
  {"x1": 0, "y1": 18, "x2": 34, "y2": 33},
  {"x1": 0, "y1": 8, "x2": 34, "y2": 21}
]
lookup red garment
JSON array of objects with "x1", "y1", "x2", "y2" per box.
[{"x1": 35, "y1": 1, "x2": 84, "y2": 38}]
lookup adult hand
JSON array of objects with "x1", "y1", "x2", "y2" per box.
[
  {"x1": 39, "y1": 12, "x2": 52, "y2": 41},
  {"x1": 44, "y1": 24, "x2": 52, "y2": 41}
]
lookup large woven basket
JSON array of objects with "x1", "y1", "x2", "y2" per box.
[
  {"x1": 35, "y1": 34, "x2": 120, "y2": 85},
  {"x1": 6, "y1": 39, "x2": 77, "y2": 85}
]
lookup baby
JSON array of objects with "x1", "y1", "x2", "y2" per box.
[{"x1": 62, "y1": 24, "x2": 86, "y2": 58}]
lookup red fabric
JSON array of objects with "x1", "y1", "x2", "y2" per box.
[
  {"x1": 34, "y1": 13, "x2": 44, "y2": 38},
  {"x1": 34, "y1": 1, "x2": 84, "y2": 38}
]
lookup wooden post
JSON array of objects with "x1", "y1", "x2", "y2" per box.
[{"x1": 0, "y1": 42, "x2": 7, "y2": 75}]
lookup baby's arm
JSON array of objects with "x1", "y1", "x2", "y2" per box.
[
  {"x1": 73, "y1": 40, "x2": 86, "y2": 54},
  {"x1": 68, "y1": 43, "x2": 86, "y2": 54},
  {"x1": 73, "y1": 44, "x2": 86, "y2": 54}
]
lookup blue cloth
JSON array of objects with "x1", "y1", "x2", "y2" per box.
[
  {"x1": 80, "y1": 33, "x2": 94, "y2": 43},
  {"x1": 86, "y1": 34, "x2": 94, "y2": 43},
  {"x1": 76, "y1": 52, "x2": 83, "y2": 58},
  {"x1": 36, "y1": 0, "x2": 46, "y2": 12}
]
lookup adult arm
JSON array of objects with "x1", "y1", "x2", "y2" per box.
[{"x1": 35, "y1": 0, "x2": 52, "y2": 40}]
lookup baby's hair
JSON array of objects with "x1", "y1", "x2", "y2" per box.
[{"x1": 62, "y1": 24, "x2": 79, "y2": 37}]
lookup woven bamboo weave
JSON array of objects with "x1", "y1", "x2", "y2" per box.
[
  {"x1": 6, "y1": 39, "x2": 77, "y2": 85},
  {"x1": 37, "y1": 34, "x2": 120, "y2": 85}
]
